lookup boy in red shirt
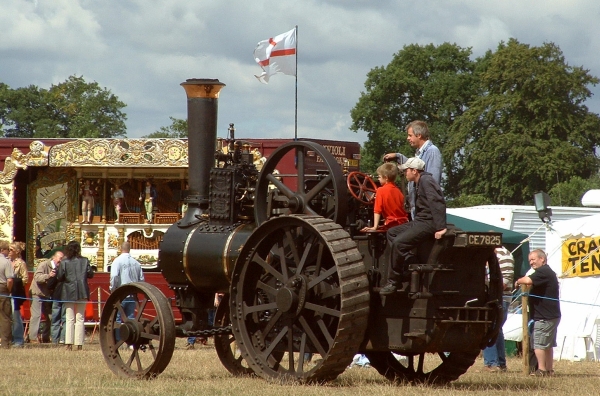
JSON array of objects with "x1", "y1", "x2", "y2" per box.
[{"x1": 361, "y1": 162, "x2": 408, "y2": 232}]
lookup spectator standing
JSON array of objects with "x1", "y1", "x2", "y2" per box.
[
  {"x1": 360, "y1": 162, "x2": 408, "y2": 233},
  {"x1": 483, "y1": 246, "x2": 514, "y2": 372},
  {"x1": 380, "y1": 158, "x2": 447, "y2": 295},
  {"x1": 56, "y1": 241, "x2": 94, "y2": 351},
  {"x1": 0, "y1": 241, "x2": 14, "y2": 348},
  {"x1": 29, "y1": 250, "x2": 64, "y2": 345},
  {"x1": 8, "y1": 242, "x2": 28, "y2": 347},
  {"x1": 110, "y1": 242, "x2": 144, "y2": 341},
  {"x1": 515, "y1": 249, "x2": 561, "y2": 377},
  {"x1": 384, "y1": 120, "x2": 442, "y2": 218}
]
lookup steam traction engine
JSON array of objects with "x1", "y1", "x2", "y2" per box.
[{"x1": 99, "y1": 79, "x2": 503, "y2": 384}]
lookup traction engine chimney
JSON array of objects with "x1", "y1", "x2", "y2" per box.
[{"x1": 180, "y1": 78, "x2": 225, "y2": 224}]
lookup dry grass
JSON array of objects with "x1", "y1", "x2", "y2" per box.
[{"x1": 3, "y1": 337, "x2": 600, "y2": 396}]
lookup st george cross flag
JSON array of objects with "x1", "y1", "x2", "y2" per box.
[{"x1": 253, "y1": 28, "x2": 296, "y2": 84}]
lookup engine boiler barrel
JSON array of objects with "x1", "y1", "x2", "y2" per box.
[{"x1": 159, "y1": 222, "x2": 255, "y2": 292}]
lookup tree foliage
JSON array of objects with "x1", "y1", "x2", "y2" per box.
[
  {"x1": 144, "y1": 117, "x2": 187, "y2": 138},
  {"x1": 0, "y1": 75, "x2": 127, "y2": 138},
  {"x1": 447, "y1": 39, "x2": 600, "y2": 204},
  {"x1": 353, "y1": 40, "x2": 600, "y2": 205},
  {"x1": 446, "y1": 194, "x2": 493, "y2": 208},
  {"x1": 549, "y1": 175, "x2": 600, "y2": 207},
  {"x1": 351, "y1": 43, "x2": 479, "y2": 173}
]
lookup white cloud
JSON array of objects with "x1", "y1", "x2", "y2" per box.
[
  {"x1": 0, "y1": 0, "x2": 105, "y2": 57},
  {"x1": 1, "y1": 0, "x2": 600, "y2": 146}
]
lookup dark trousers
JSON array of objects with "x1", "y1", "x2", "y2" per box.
[
  {"x1": 0, "y1": 287, "x2": 12, "y2": 348},
  {"x1": 51, "y1": 301, "x2": 66, "y2": 343},
  {"x1": 115, "y1": 297, "x2": 136, "y2": 342},
  {"x1": 386, "y1": 221, "x2": 436, "y2": 282}
]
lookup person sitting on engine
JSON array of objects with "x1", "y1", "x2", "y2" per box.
[
  {"x1": 360, "y1": 162, "x2": 408, "y2": 232},
  {"x1": 380, "y1": 157, "x2": 447, "y2": 295}
]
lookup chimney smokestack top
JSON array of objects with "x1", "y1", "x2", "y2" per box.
[{"x1": 181, "y1": 79, "x2": 226, "y2": 99}]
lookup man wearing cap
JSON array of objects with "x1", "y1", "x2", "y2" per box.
[
  {"x1": 380, "y1": 157, "x2": 447, "y2": 295},
  {"x1": 383, "y1": 121, "x2": 442, "y2": 219}
]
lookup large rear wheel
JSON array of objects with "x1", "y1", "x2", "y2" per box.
[
  {"x1": 230, "y1": 215, "x2": 369, "y2": 382},
  {"x1": 214, "y1": 294, "x2": 254, "y2": 376},
  {"x1": 365, "y1": 350, "x2": 480, "y2": 385}
]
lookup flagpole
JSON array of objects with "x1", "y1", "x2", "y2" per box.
[{"x1": 294, "y1": 25, "x2": 298, "y2": 141}]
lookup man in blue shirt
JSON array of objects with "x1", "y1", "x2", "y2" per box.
[
  {"x1": 110, "y1": 242, "x2": 144, "y2": 340},
  {"x1": 384, "y1": 120, "x2": 442, "y2": 219}
]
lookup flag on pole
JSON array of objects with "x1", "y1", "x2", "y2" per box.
[{"x1": 253, "y1": 28, "x2": 296, "y2": 84}]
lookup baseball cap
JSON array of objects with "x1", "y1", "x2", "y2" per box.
[{"x1": 399, "y1": 157, "x2": 425, "y2": 171}]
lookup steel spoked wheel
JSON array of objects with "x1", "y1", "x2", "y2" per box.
[
  {"x1": 365, "y1": 350, "x2": 480, "y2": 385},
  {"x1": 100, "y1": 282, "x2": 176, "y2": 379},
  {"x1": 346, "y1": 171, "x2": 377, "y2": 205},
  {"x1": 231, "y1": 215, "x2": 369, "y2": 382},
  {"x1": 214, "y1": 294, "x2": 254, "y2": 376},
  {"x1": 254, "y1": 141, "x2": 348, "y2": 227}
]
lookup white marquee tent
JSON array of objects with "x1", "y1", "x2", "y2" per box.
[{"x1": 545, "y1": 214, "x2": 600, "y2": 361}]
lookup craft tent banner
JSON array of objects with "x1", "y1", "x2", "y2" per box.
[{"x1": 545, "y1": 214, "x2": 600, "y2": 361}]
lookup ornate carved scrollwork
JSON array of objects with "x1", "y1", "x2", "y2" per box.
[{"x1": 49, "y1": 139, "x2": 188, "y2": 167}]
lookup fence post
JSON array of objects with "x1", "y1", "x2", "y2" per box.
[{"x1": 521, "y1": 285, "x2": 529, "y2": 375}]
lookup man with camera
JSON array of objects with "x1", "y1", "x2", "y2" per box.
[{"x1": 29, "y1": 250, "x2": 64, "y2": 344}]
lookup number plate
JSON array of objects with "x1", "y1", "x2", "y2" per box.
[{"x1": 454, "y1": 232, "x2": 502, "y2": 247}]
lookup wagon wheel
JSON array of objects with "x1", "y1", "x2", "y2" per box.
[
  {"x1": 214, "y1": 294, "x2": 254, "y2": 376},
  {"x1": 254, "y1": 141, "x2": 348, "y2": 227},
  {"x1": 100, "y1": 282, "x2": 176, "y2": 379},
  {"x1": 346, "y1": 171, "x2": 377, "y2": 205},
  {"x1": 365, "y1": 350, "x2": 480, "y2": 385},
  {"x1": 230, "y1": 215, "x2": 370, "y2": 382}
]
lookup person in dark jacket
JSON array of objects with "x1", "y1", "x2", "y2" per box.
[
  {"x1": 56, "y1": 241, "x2": 94, "y2": 350},
  {"x1": 380, "y1": 157, "x2": 447, "y2": 295}
]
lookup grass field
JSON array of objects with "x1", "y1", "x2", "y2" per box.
[{"x1": 3, "y1": 337, "x2": 600, "y2": 396}]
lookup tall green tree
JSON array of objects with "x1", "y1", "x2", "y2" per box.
[
  {"x1": 143, "y1": 117, "x2": 187, "y2": 138},
  {"x1": 0, "y1": 75, "x2": 127, "y2": 138},
  {"x1": 549, "y1": 175, "x2": 600, "y2": 207},
  {"x1": 446, "y1": 39, "x2": 600, "y2": 204},
  {"x1": 0, "y1": 83, "x2": 51, "y2": 137},
  {"x1": 350, "y1": 43, "x2": 479, "y2": 173}
]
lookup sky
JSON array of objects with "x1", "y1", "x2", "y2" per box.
[{"x1": 2, "y1": 0, "x2": 600, "y2": 147}]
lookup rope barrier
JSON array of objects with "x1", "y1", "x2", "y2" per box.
[
  {"x1": 509, "y1": 288, "x2": 600, "y2": 308},
  {"x1": 0, "y1": 288, "x2": 177, "y2": 305},
  {"x1": 5, "y1": 290, "x2": 598, "y2": 308}
]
